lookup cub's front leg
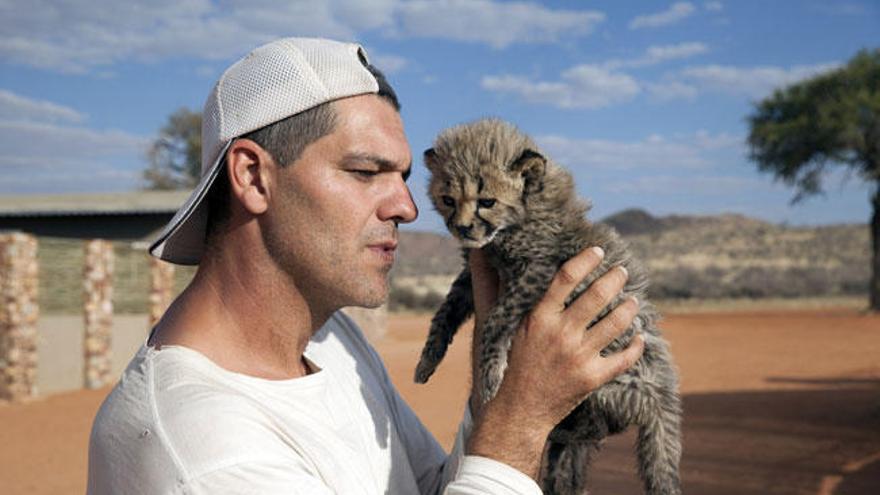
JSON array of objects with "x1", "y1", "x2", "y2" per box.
[
  {"x1": 414, "y1": 268, "x2": 474, "y2": 383},
  {"x1": 478, "y1": 263, "x2": 557, "y2": 402}
]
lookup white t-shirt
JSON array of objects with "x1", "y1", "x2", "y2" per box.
[{"x1": 87, "y1": 311, "x2": 541, "y2": 494}]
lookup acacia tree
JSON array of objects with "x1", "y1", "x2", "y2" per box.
[
  {"x1": 747, "y1": 48, "x2": 880, "y2": 310},
  {"x1": 143, "y1": 107, "x2": 202, "y2": 190}
]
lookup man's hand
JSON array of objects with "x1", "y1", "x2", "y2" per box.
[{"x1": 466, "y1": 246, "x2": 644, "y2": 480}]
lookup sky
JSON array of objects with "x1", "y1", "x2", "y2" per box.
[{"x1": 0, "y1": 0, "x2": 878, "y2": 234}]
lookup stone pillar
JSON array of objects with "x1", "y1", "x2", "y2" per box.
[
  {"x1": 83, "y1": 239, "x2": 113, "y2": 389},
  {"x1": 0, "y1": 233, "x2": 39, "y2": 402},
  {"x1": 342, "y1": 305, "x2": 388, "y2": 342},
  {"x1": 148, "y1": 257, "x2": 175, "y2": 329}
]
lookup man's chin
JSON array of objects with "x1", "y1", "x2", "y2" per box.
[
  {"x1": 350, "y1": 299, "x2": 386, "y2": 310},
  {"x1": 347, "y1": 274, "x2": 390, "y2": 309}
]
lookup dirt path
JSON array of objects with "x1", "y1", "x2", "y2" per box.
[{"x1": 1, "y1": 309, "x2": 878, "y2": 494}]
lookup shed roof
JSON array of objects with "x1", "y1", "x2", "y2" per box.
[{"x1": 0, "y1": 191, "x2": 190, "y2": 217}]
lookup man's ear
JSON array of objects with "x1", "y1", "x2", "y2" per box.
[
  {"x1": 510, "y1": 149, "x2": 546, "y2": 194},
  {"x1": 226, "y1": 138, "x2": 272, "y2": 216}
]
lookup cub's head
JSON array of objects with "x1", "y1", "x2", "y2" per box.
[{"x1": 424, "y1": 119, "x2": 546, "y2": 248}]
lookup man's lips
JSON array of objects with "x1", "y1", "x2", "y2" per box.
[
  {"x1": 367, "y1": 241, "x2": 397, "y2": 262},
  {"x1": 368, "y1": 240, "x2": 397, "y2": 250}
]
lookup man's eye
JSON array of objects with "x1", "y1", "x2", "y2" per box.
[
  {"x1": 354, "y1": 170, "x2": 378, "y2": 178},
  {"x1": 442, "y1": 195, "x2": 455, "y2": 207},
  {"x1": 478, "y1": 198, "x2": 496, "y2": 208}
]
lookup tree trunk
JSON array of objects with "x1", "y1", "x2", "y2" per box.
[{"x1": 871, "y1": 184, "x2": 880, "y2": 311}]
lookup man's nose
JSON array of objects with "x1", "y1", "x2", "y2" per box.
[{"x1": 380, "y1": 179, "x2": 418, "y2": 225}]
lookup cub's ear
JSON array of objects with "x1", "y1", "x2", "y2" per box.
[
  {"x1": 510, "y1": 149, "x2": 546, "y2": 194},
  {"x1": 423, "y1": 147, "x2": 439, "y2": 172}
]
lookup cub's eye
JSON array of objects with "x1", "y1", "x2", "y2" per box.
[
  {"x1": 478, "y1": 198, "x2": 496, "y2": 208},
  {"x1": 441, "y1": 195, "x2": 455, "y2": 207}
]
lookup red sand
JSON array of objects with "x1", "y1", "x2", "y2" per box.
[{"x1": 1, "y1": 309, "x2": 878, "y2": 494}]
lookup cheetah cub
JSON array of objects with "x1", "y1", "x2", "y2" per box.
[{"x1": 414, "y1": 119, "x2": 682, "y2": 495}]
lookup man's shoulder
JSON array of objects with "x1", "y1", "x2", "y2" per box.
[
  {"x1": 88, "y1": 376, "x2": 318, "y2": 494},
  {"x1": 90, "y1": 345, "x2": 299, "y2": 481}
]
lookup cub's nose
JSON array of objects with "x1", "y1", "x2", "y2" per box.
[{"x1": 456, "y1": 224, "x2": 473, "y2": 238}]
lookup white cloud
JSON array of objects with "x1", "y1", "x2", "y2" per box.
[
  {"x1": 0, "y1": 167, "x2": 141, "y2": 193},
  {"x1": 0, "y1": 121, "x2": 147, "y2": 163},
  {"x1": 704, "y1": 1, "x2": 723, "y2": 12},
  {"x1": 680, "y1": 62, "x2": 841, "y2": 97},
  {"x1": 644, "y1": 43, "x2": 709, "y2": 63},
  {"x1": 629, "y1": 2, "x2": 696, "y2": 29},
  {"x1": 0, "y1": 90, "x2": 149, "y2": 193},
  {"x1": 605, "y1": 42, "x2": 708, "y2": 69},
  {"x1": 539, "y1": 135, "x2": 702, "y2": 170},
  {"x1": 693, "y1": 130, "x2": 744, "y2": 150},
  {"x1": 369, "y1": 52, "x2": 407, "y2": 74},
  {"x1": 482, "y1": 65, "x2": 640, "y2": 109},
  {"x1": 333, "y1": 0, "x2": 398, "y2": 30},
  {"x1": 0, "y1": 89, "x2": 86, "y2": 123},
  {"x1": 536, "y1": 130, "x2": 742, "y2": 171},
  {"x1": 393, "y1": 0, "x2": 605, "y2": 48},
  {"x1": 491, "y1": 42, "x2": 708, "y2": 109},
  {"x1": 0, "y1": 0, "x2": 605, "y2": 74},
  {"x1": 0, "y1": 120, "x2": 148, "y2": 192},
  {"x1": 0, "y1": 0, "x2": 397, "y2": 73},
  {"x1": 604, "y1": 175, "x2": 761, "y2": 195}
]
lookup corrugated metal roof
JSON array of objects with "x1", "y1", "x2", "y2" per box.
[{"x1": 0, "y1": 191, "x2": 191, "y2": 217}]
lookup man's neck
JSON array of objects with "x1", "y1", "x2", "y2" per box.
[{"x1": 149, "y1": 241, "x2": 330, "y2": 380}]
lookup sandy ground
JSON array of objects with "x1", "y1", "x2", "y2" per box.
[{"x1": 1, "y1": 308, "x2": 878, "y2": 494}]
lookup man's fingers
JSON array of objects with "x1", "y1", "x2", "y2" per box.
[
  {"x1": 590, "y1": 333, "x2": 645, "y2": 388},
  {"x1": 564, "y1": 264, "x2": 628, "y2": 328},
  {"x1": 582, "y1": 296, "x2": 639, "y2": 352},
  {"x1": 538, "y1": 246, "x2": 605, "y2": 314}
]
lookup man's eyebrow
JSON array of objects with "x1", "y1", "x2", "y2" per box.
[{"x1": 341, "y1": 152, "x2": 412, "y2": 180}]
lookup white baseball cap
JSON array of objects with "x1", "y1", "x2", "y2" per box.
[{"x1": 149, "y1": 37, "x2": 381, "y2": 265}]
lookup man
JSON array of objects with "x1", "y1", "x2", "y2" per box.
[{"x1": 87, "y1": 38, "x2": 643, "y2": 494}]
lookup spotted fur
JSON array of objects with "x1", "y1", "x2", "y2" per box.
[{"x1": 414, "y1": 119, "x2": 682, "y2": 495}]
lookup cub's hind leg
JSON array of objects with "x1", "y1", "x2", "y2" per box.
[
  {"x1": 634, "y1": 381, "x2": 682, "y2": 495},
  {"x1": 593, "y1": 369, "x2": 682, "y2": 495},
  {"x1": 414, "y1": 268, "x2": 474, "y2": 383},
  {"x1": 543, "y1": 440, "x2": 600, "y2": 495},
  {"x1": 543, "y1": 404, "x2": 610, "y2": 495}
]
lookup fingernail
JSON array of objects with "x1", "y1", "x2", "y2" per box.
[
  {"x1": 629, "y1": 295, "x2": 638, "y2": 306},
  {"x1": 591, "y1": 246, "x2": 605, "y2": 258},
  {"x1": 618, "y1": 265, "x2": 628, "y2": 278}
]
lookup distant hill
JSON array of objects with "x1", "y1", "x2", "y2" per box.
[
  {"x1": 600, "y1": 208, "x2": 665, "y2": 236},
  {"x1": 600, "y1": 208, "x2": 772, "y2": 236},
  {"x1": 392, "y1": 210, "x2": 870, "y2": 308}
]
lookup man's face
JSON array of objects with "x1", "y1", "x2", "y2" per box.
[{"x1": 260, "y1": 94, "x2": 416, "y2": 311}]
